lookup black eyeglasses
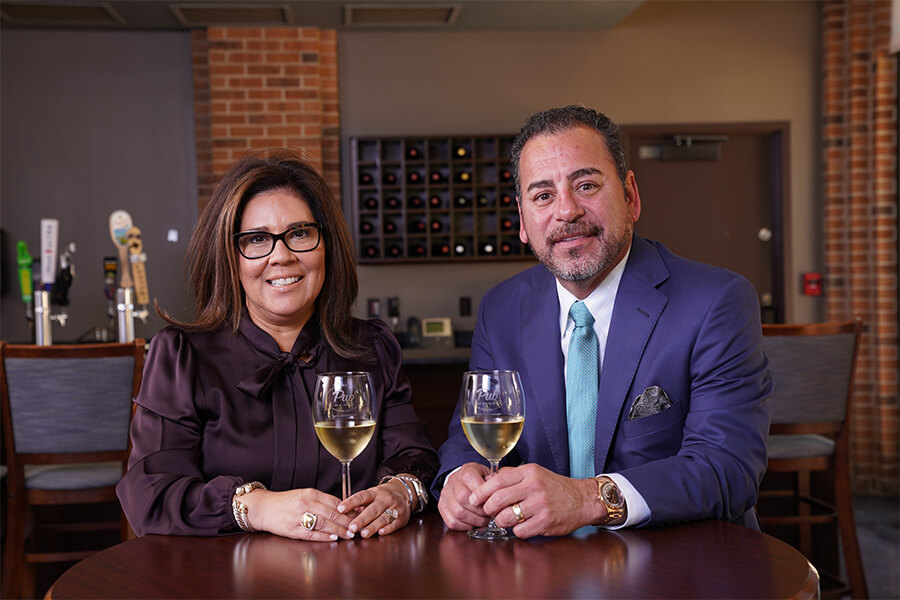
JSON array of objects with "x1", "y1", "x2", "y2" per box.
[{"x1": 234, "y1": 223, "x2": 322, "y2": 259}]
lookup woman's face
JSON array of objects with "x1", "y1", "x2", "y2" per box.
[{"x1": 238, "y1": 188, "x2": 325, "y2": 338}]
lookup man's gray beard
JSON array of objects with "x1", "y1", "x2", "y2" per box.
[{"x1": 532, "y1": 225, "x2": 632, "y2": 282}]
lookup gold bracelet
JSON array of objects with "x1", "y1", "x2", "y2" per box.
[{"x1": 232, "y1": 481, "x2": 266, "y2": 532}]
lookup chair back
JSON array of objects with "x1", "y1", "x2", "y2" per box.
[
  {"x1": 761, "y1": 320, "x2": 862, "y2": 430},
  {"x1": 1, "y1": 341, "x2": 145, "y2": 467}
]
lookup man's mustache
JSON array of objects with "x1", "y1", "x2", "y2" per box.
[{"x1": 547, "y1": 222, "x2": 601, "y2": 245}]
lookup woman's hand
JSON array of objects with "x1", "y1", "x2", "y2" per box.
[
  {"x1": 244, "y1": 488, "x2": 355, "y2": 541},
  {"x1": 337, "y1": 477, "x2": 412, "y2": 538}
]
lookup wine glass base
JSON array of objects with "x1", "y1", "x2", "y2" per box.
[{"x1": 467, "y1": 524, "x2": 515, "y2": 541}]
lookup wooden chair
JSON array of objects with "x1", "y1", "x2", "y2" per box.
[
  {"x1": 1, "y1": 340, "x2": 144, "y2": 599},
  {"x1": 757, "y1": 319, "x2": 867, "y2": 599}
]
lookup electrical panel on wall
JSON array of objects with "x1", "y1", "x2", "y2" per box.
[{"x1": 350, "y1": 135, "x2": 531, "y2": 263}]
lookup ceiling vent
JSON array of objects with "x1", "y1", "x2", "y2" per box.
[
  {"x1": 169, "y1": 3, "x2": 293, "y2": 27},
  {"x1": 0, "y1": 2, "x2": 125, "y2": 26},
  {"x1": 344, "y1": 3, "x2": 459, "y2": 27}
]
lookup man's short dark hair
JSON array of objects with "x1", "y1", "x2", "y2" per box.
[{"x1": 510, "y1": 105, "x2": 628, "y2": 197}]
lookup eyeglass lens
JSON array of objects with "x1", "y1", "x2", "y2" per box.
[{"x1": 238, "y1": 225, "x2": 320, "y2": 259}]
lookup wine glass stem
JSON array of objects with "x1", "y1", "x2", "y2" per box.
[
  {"x1": 341, "y1": 461, "x2": 352, "y2": 500},
  {"x1": 488, "y1": 460, "x2": 500, "y2": 478}
]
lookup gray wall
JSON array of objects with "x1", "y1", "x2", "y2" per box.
[
  {"x1": 341, "y1": 0, "x2": 822, "y2": 330},
  {"x1": 1, "y1": 29, "x2": 197, "y2": 343}
]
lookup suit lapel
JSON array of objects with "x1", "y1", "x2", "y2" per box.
[
  {"x1": 519, "y1": 271, "x2": 569, "y2": 475},
  {"x1": 594, "y1": 236, "x2": 669, "y2": 472}
]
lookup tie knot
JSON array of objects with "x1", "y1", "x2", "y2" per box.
[{"x1": 569, "y1": 301, "x2": 595, "y2": 328}]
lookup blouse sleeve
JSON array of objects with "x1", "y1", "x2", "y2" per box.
[
  {"x1": 115, "y1": 328, "x2": 243, "y2": 536},
  {"x1": 367, "y1": 320, "x2": 440, "y2": 491}
]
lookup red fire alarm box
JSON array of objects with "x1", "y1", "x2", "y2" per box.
[{"x1": 803, "y1": 272, "x2": 823, "y2": 296}]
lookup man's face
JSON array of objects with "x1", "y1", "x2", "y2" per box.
[{"x1": 516, "y1": 125, "x2": 641, "y2": 298}]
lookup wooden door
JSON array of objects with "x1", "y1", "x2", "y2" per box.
[{"x1": 623, "y1": 124, "x2": 787, "y2": 323}]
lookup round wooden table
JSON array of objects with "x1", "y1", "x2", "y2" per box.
[{"x1": 47, "y1": 512, "x2": 818, "y2": 599}]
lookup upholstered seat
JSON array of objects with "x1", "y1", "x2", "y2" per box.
[
  {"x1": 1, "y1": 340, "x2": 145, "y2": 599},
  {"x1": 757, "y1": 319, "x2": 867, "y2": 599}
]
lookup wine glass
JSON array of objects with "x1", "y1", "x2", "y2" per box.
[
  {"x1": 459, "y1": 370, "x2": 525, "y2": 540},
  {"x1": 313, "y1": 371, "x2": 376, "y2": 500}
]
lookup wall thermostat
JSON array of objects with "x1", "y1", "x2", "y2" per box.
[{"x1": 420, "y1": 317, "x2": 454, "y2": 348}]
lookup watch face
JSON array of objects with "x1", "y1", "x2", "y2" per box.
[{"x1": 601, "y1": 482, "x2": 624, "y2": 507}]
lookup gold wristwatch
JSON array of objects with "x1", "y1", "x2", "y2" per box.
[{"x1": 591, "y1": 476, "x2": 626, "y2": 526}]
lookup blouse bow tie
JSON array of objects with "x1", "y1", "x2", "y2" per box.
[{"x1": 236, "y1": 351, "x2": 315, "y2": 399}]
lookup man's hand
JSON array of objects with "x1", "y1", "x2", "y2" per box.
[
  {"x1": 470, "y1": 463, "x2": 605, "y2": 538},
  {"x1": 437, "y1": 462, "x2": 492, "y2": 530}
]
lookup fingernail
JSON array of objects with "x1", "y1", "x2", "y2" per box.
[
  {"x1": 330, "y1": 534, "x2": 338, "y2": 541},
  {"x1": 346, "y1": 529, "x2": 355, "y2": 538},
  {"x1": 361, "y1": 529, "x2": 370, "y2": 538},
  {"x1": 349, "y1": 523, "x2": 358, "y2": 533},
  {"x1": 337, "y1": 505, "x2": 346, "y2": 513}
]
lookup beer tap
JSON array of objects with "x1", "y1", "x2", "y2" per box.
[{"x1": 34, "y1": 219, "x2": 71, "y2": 346}]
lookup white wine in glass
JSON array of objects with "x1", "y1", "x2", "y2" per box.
[
  {"x1": 459, "y1": 370, "x2": 525, "y2": 540},
  {"x1": 314, "y1": 371, "x2": 376, "y2": 500}
]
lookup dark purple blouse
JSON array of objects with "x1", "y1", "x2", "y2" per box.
[{"x1": 116, "y1": 315, "x2": 438, "y2": 536}]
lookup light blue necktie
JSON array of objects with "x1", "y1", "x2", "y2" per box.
[{"x1": 566, "y1": 301, "x2": 598, "y2": 480}]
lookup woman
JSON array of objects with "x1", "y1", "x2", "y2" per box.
[{"x1": 117, "y1": 150, "x2": 438, "y2": 541}]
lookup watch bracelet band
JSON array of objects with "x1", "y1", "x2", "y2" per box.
[
  {"x1": 591, "y1": 476, "x2": 626, "y2": 527},
  {"x1": 232, "y1": 481, "x2": 266, "y2": 532}
]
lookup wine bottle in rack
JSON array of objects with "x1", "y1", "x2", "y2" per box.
[
  {"x1": 360, "y1": 220, "x2": 375, "y2": 235},
  {"x1": 383, "y1": 171, "x2": 398, "y2": 185},
  {"x1": 499, "y1": 168, "x2": 513, "y2": 182},
  {"x1": 500, "y1": 217, "x2": 517, "y2": 231},
  {"x1": 430, "y1": 219, "x2": 444, "y2": 233},
  {"x1": 430, "y1": 170, "x2": 445, "y2": 184},
  {"x1": 408, "y1": 195, "x2": 425, "y2": 210},
  {"x1": 477, "y1": 194, "x2": 491, "y2": 208},
  {"x1": 454, "y1": 145, "x2": 468, "y2": 159},
  {"x1": 359, "y1": 172, "x2": 374, "y2": 186},
  {"x1": 363, "y1": 196, "x2": 379, "y2": 210},
  {"x1": 499, "y1": 193, "x2": 514, "y2": 207},
  {"x1": 453, "y1": 241, "x2": 470, "y2": 256},
  {"x1": 406, "y1": 146, "x2": 421, "y2": 160},
  {"x1": 432, "y1": 242, "x2": 451, "y2": 257},
  {"x1": 409, "y1": 219, "x2": 427, "y2": 233},
  {"x1": 500, "y1": 240, "x2": 516, "y2": 255},
  {"x1": 363, "y1": 243, "x2": 380, "y2": 258},
  {"x1": 429, "y1": 195, "x2": 443, "y2": 209},
  {"x1": 479, "y1": 241, "x2": 496, "y2": 256},
  {"x1": 407, "y1": 170, "x2": 423, "y2": 184},
  {"x1": 409, "y1": 242, "x2": 427, "y2": 257},
  {"x1": 455, "y1": 170, "x2": 472, "y2": 183},
  {"x1": 387, "y1": 244, "x2": 403, "y2": 258},
  {"x1": 455, "y1": 195, "x2": 471, "y2": 208},
  {"x1": 385, "y1": 196, "x2": 402, "y2": 210},
  {"x1": 384, "y1": 220, "x2": 397, "y2": 234}
]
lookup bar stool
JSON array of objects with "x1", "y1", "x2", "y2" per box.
[{"x1": 757, "y1": 319, "x2": 867, "y2": 599}]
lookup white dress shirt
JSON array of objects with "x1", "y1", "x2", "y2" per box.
[{"x1": 556, "y1": 247, "x2": 651, "y2": 528}]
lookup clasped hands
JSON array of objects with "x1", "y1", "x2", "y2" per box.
[
  {"x1": 438, "y1": 462, "x2": 606, "y2": 538},
  {"x1": 240, "y1": 478, "x2": 413, "y2": 542}
]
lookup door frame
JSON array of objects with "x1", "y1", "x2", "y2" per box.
[{"x1": 621, "y1": 121, "x2": 790, "y2": 323}]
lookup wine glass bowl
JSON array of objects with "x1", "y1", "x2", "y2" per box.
[
  {"x1": 313, "y1": 371, "x2": 376, "y2": 500},
  {"x1": 459, "y1": 370, "x2": 525, "y2": 540}
]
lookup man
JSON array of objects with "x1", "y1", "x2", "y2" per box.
[{"x1": 434, "y1": 106, "x2": 771, "y2": 537}]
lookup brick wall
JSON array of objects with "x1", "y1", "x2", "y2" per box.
[
  {"x1": 191, "y1": 27, "x2": 340, "y2": 213},
  {"x1": 822, "y1": 0, "x2": 898, "y2": 494}
]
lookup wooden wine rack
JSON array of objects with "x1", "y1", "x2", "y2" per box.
[{"x1": 349, "y1": 135, "x2": 531, "y2": 263}]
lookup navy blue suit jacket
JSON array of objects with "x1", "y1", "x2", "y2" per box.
[{"x1": 435, "y1": 235, "x2": 771, "y2": 528}]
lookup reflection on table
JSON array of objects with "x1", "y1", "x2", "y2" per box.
[{"x1": 48, "y1": 511, "x2": 819, "y2": 599}]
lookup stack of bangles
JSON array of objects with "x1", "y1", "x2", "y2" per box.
[
  {"x1": 232, "y1": 481, "x2": 267, "y2": 532},
  {"x1": 379, "y1": 474, "x2": 428, "y2": 513}
]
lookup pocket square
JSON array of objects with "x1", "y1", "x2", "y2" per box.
[{"x1": 628, "y1": 386, "x2": 673, "y2": 420}]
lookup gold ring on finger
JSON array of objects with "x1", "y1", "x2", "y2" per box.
[
  {"x1": 384, "y1": 508, "x2": 398, "y2": 523},
  {"x1": 301, "y1": 511, "x2": 318, "y2": 530},
  {"x1": 511, "y1": 502, "x2": 525, "y2": 523}
]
